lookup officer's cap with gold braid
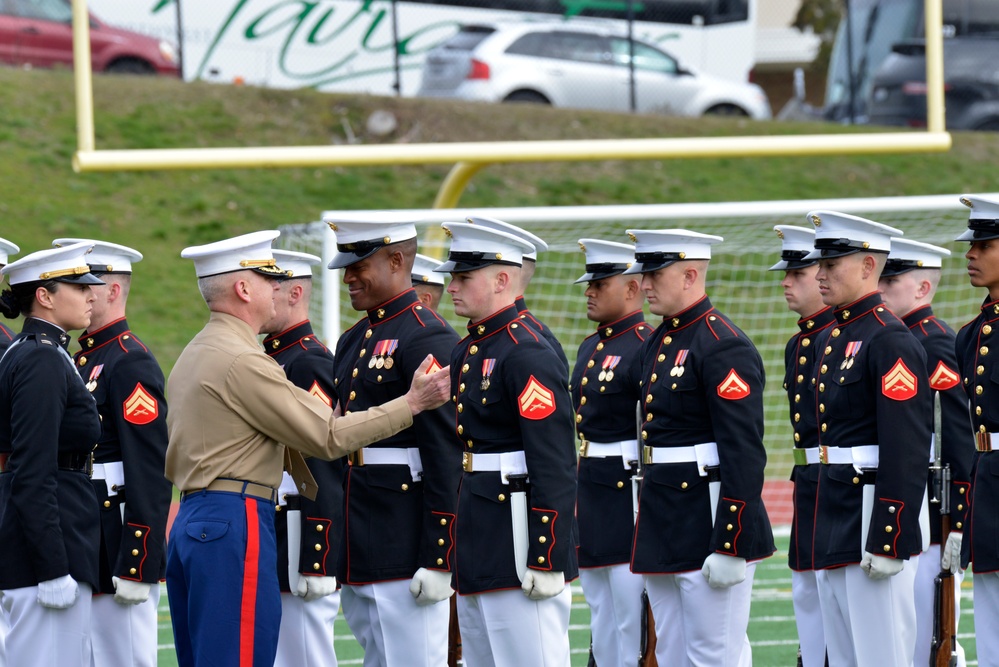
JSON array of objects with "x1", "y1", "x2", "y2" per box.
[
  {"x1": 323, "y1": 213, "x2": 418, "y2": 269},
  {"x1": 0, "y1": 237, "x2": 19, "y2": 266},
  {"x1": 180, "y1": 230, "x2": 288, "y2": 279},
  {"x1": 465, "y1": 216, "x2": 548, "y2": 261},
  {"x1": 881, "y1": 238, "x2": 950, "y2": 277},
  {"x1": 52, "y1": 238, "x2": 142, "y2": 275},
  {"x1": 411, "y1": 253, "x2": 445, "y2": 286},
  {"x1": 2, "y1": 241, "x2": 105, "y2": 286},
  {"x1": 271, "y1": 249, "x2": 321, "y2": 280},
  {"x1": 434, "y1": 222, "x2": 535, "y2": 274},
  {"x1": 622, "y1": 229, "x2": 723, "y2": 275},
  {"x1": 802, "y1": 210, "x2": 901, "y2": 261},
  {"x1": 768, "y1": 225, "x2": 817, "y2": 271},
  {"x1": 574, "y1": 238, "x2": 635, "y2": 284},
  {"x1": 956, "y1": 194, "x2": 999, "y2": 242}
]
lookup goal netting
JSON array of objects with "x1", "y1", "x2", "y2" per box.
[{"x1": 278, "y1": 193, "x2": 992, "y2": 481}]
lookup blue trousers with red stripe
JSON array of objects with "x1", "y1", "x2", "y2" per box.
[{"x1": 166, "y1": 491, "x2": 280, "y2": 667}]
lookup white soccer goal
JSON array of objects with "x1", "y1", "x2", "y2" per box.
[{"x1": 278, "y1": 193, "x2": 995, "y2": 479}]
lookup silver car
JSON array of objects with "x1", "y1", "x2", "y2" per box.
[{"x1": 418, "y1": 21, "x2": 771, "y2": 119}]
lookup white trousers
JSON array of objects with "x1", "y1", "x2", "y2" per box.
[
  {"x1": 0, "y1": 598, "x2": 7, "y2": 667},
  {"x1": 90, "y1": 586, "x2": 161, "y2": 667},
  {"x1": 274, "y1": 590, "x2": 340, "y2": 667},
  {"x1": 0, "y1": 583, "x2": 92, "y2": 667},
  {"x1": 340, "y1": 579, "x2": 449, "y2": 667},
  {"x1": 974, "y1": 571, "x2": 999, "y2": 667},
  {"x1": 456, "y1": 586, "x2": 571, "y2": 667},
  {"x1": 643, "y1": 566, "x2": 755, "y2": 667},
  {"x1": 791, "y1": 570, "x2": 826, "y2": 667},
  {"x1": 815, "y1": 563, "x2": 917, "y2": 667},
  {"x1": 579, "y1": 564, "x2": 644, "y2": 667},
  {"x1": 912, "y1": 548, "x2": 966, "y2": 667}
]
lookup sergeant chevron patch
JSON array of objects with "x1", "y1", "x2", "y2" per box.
[
  {"x1": 882, "y1": 359, "x2": 917, "y2": 400},
  {"x1": 518, "y1": 375, "x2": 556, "y2": 419},
  {"x1": 123, "y1": 383, "x2": 158, "y2": 425},
  {"x1": 717, "y1": 369, "x2": 750, "y2": 400},
  {"x1": 928, "y1": 360, "x2": 960, "y2": 391},
  {"x1": 309, "y1": 380, "x2": 332, "y2": 407},
  {"x1": 425, "y1": 356, "x2": 443, "y2": 374}
]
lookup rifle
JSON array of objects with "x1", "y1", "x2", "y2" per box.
[
  {"x1": 447, "y1": 595, "x2": 462, "y2": 667},
  {"x1": 929, "y1": 462, "x2": 957, "y2": 667},
  {"x1": 638, "y1": 589, "x2": 658, "y2": 667}
]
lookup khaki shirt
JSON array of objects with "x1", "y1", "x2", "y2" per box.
[{"x1": 165, "y1": 312, "x2": 412, "y2": 492}]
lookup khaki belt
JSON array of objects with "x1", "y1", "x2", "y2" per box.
[
  {"x1": 182, "y1": 478, "x2": 278, "y2": 504},
  {"x1": 977, "y1": 431, "x2": 998, "y2": 453}
]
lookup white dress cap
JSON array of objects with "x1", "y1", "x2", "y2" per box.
[
  {"x1": 956, "y1": 194, "x2": 999, "y2": 241},
  {"x1": 0, "y1": 237, "x2": 19, "y2": 266},
  {"x1": 180, "y1": 230, "x2": 288, "y2": 279},
  {"x1": 322, "y1": 213, "x2": 419, "y2": 269},
  {"x1": 52, "y1": 238, "x2": 143, "y2": 274},
  {"x1": 434, "y1": 222, "x2": 536, "y2": 274},
  {"x1": 411, "y1": 253, "x2": 445, "y2": 286},
  {"x1": 574, "y1": 238, "x2": 635, "y2": 284},
  {"x1": 803, "y1": 210, "x2": 902, "y2": 261},
  {"x1": 271, "y1": 249, "x2": 321, "y2": 279},
  {"x1": 622, "y1": 229, "x2": 724, "y2": 275},
  {"x1": 2, "y1": 241, "x2": 105, "y2": 286},
  {"x1": 466, "y1": 216, "x2": 548, "y2": 261},
  {"x1": 769, "y1": 225, "x2": 817, "y2": 271},
  {"x1": 881, "y1": 238, "x2": 950, "y2": 277}
]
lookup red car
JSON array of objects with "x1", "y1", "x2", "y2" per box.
[{"x1": 0, "y1": 0, "x2": 179, "y2": 76}]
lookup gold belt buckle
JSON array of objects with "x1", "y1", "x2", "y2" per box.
[
  {"x1": 349, "y1": 450, "x2": 364, "y2": 466},
  {"x1": 462, "y1": 451, "x2": 473, "y2": 473},
  {"x1": 977, "y1": 431, "x2": 993, "y2": 453},
  {"x1": 819, "y1": 445, "x2": 829, "y2": 465},
  {"x1": 642, "y1": 445, "x2": 653, "y2": 465},
  {"x1": 579, "y1": 440, "x2": 589, "y2": 458}
]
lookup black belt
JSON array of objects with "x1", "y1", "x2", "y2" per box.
[{"x1": 0, "y1": 451, "x2": 92, "y2": 475}]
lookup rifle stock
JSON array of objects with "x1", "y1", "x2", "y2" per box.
[
  {"x1": 447, "y1": 595, "x2": 461, "y2": 667},
  {"x1": 638, "y1": 590, "x2": 658, "y2": 667},
  {"x1": 929, "y1": 481, "x2": 957, "y2": 667}
]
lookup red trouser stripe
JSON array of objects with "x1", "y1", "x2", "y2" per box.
[{"x1": 240, "y1": 499, "x2": 261, "y2": 667}]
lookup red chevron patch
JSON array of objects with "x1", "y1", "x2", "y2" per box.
[
  {"x1": 518, "y1": 376, "x2": 556, "y2": 420},
  {"x1": 717, "y1": 369, "x2": 750, "y2": 400},
  {"x1": 308, "y1": 381, "x2": 332, "y2": 407},
  {"x1": 928, "y1": 361, "x2": 960, "y2": 391},
  {"x1": 882, "y1": 359, "x2": 917, "y2": 400},
  {"x1": 426, "y1": 356, "x2": 443, "y2": 374},
  {"x1": 123, "y1": 383, "x2": 158, "y2": 425}
]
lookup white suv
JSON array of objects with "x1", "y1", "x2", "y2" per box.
[{"x1": 418, "y1": 21, "x2": 771, "y2": 120}]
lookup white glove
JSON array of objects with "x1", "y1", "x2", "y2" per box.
[
  {"x1": 520, "y1": 570, "x2": 565, "y2": 601},
  {"x1": 37, "y1": 574, "x2": 79, "y2": 609},
  {"x1": 112, "y1": 576, "x2": 151, "y2": 605},
  {"x1": 408, "y1": 568, "x2": 454, "y2": 606},
  {"x1": 294, "y1": 575, "x2": 338, "y2": 602},
  {"x1": 701, "y1": 553, "x2": 747, "y2": 589},
  {"x1": 860, "y1": 551, "x2": 905, "y2": 580},
  {"x1": 941, "y1": 531, "x2": 964, "y2": 574}
]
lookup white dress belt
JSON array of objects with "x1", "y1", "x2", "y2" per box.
[
  {"x1": 461, "y1": 451, "x2": 528, "y2": 484},
  {"x1": 819, "y1": 444, "x2": 879, "y2": 468},
  {"x1": 91, "y1": 461, "x2": 125, "y2": 497},
  {"x1": 643, "y1": 442, "x2": 718, "y2": 477},
  {"x1": 579, "y1": 439, "x2": 639, "y2": 469},
  {"x1": 350, "y1": 447, "x2": 423, "y2": 482}
]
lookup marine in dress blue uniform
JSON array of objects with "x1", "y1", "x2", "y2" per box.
[
  {"x1": 626, "y1": 229, "x2": 774, "y2": 667},
  {"x1": 435, "y1": 221, "x2": 578, "y2": 667},
  {"x1": 412, "y1": 252, "x2": 446, "y2": 312},
  {"x1": 52, "y1": 239, "x2": 172, "y2": 667},
  {"x1": 804, "y1": 211, "x2": 931, "y2": 667},
  {"x1": 878, "y1": 237, "x2": 974, "y2": 667},
  {"x1": 570, "y1": 239, "x2": 649, "y2": 667},
  {"x1": 953, "y1": 194, "x2": 999, "y2": 667},
  {"x1": 0, "y1": 238, "x2": 17, "y2": 356},
  {"x1": 264, "y1": 250, "x2": 344, "y2": 667},
  {"x1": 323, "y1": 216, "x2": 461, "y2": 667},
  {"x1": 464, "y1": 216, "x2": 569, "y2": 372},
  {"x1": 769, "y1": 225, "x2": 833, "y2": 667},
  {"x1": 0, "y1": 243, "x2": 105, "y2": 667}
]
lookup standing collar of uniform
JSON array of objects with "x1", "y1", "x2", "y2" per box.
[
  {"x1": 901, "y1": 304, "x2": 934, "y2": 329},
  {"x1": 797, "y1": 306, "x2": 835, "y2": 336},
  {"x1": 596, "y1": 310, "x2": 646, "y2": 340},
  {"x1": 22, "y1": 316, "x2": 71, "y2": 350},
  {"x1": 208, "y1": 310, "x2": 260, "y2": 347},
  {"x1": 78, "y1": 317, "x2": 129, "y2": 352},
  {"x1": 832, "y1": 291, "x2": 884, "y2": 325},
  {"x1": 514, "y1": 294, "x2": 529, "y2": 314},
  {"x1": 980, "y1": 295, "x2": 999, "y2": 316},
  {"x1": 366, "y1": 288, "x2": 420, "y2": 326},
  {"x1": 467, "y1": 303, "x2": 521, "y2": 341},
  {"x1": 662, "y1": 295, "x2": 713, "y2": 332},
  {"x1": 262, "y1": 320, "x2": 316, "y2": 355}
]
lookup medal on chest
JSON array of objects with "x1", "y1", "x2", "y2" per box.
[
  {"x1": 481, "y1": 358, "x2": 496, "y2": 391},
  {"x1": 841, "y1": 341, "x2": 862, "y2": 370},
  {"x1": 370, "y1": 339, "x2": 398, "y2": 369},
  {"x1": 670, "y1": 349, "x2": 689, "y2": 378},
  {"x1": 86, "y1": 363, "x2": 104, "y2": 393},
  {"x1": 598, "y1": 355, "x2": 621, "y2": 382}
]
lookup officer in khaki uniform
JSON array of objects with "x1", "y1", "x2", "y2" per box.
[
  {"x1": 769, "y1": 225, "x2": 833, "y2": 667},
  {"x1": 436, "y1": 221, "x2": 578, "y2": 667},
  {"x1": 263, "y1": 250, "x2": 343, "y2": 667},
  {"x1": 165, "y1": 230, "x2": 451, "y2": 667},
  {"x1": 878, "y1": 237, "x2": 973, "y2": 667},
  {"x1": 571, "y1": 239, "x2": 650, "y2": 667},
  {"x1": 323, "y1": 217, "x2": 461, "y2": 667},
  {"x1": 51, "y1": 239, "x2": 172, "y2": 667},
  {"x1": 804, "y1": 211, "x2": 931, "y2": 667}
]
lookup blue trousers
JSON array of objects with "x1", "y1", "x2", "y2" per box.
[{"x1": 167, "y1": 491, "x2": 279, "y2": 667}]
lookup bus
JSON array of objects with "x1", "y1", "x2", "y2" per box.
[
  {"x1": 823, "y1": 0, "x2": 999, "y2": 123},
  {"x1": 87, "y1": 0, "x2": 757, "y2": 94}
]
